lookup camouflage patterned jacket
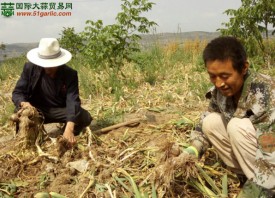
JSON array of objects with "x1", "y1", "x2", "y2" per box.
[{"x1": 191, "y1": 70, "x2": 275, "y2": 190}]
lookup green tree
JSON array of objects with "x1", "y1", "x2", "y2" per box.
[
  {"x1": 82, "y1": 0, "x2": 157, "y2": 70},
  {"x1": 0, "y1": 42, "x2": 5, "y2": 51},
  {"x1": 58, "y1": 27, "x2": 84, "y2": 56},
  {"x1": 0, "y1": 42, "x2": 6, "y2": 59},
  {"x1": 252, "y1": 0, "x2": 275, "y2": 38},
  {"x1": 219, "y1": 0, "x2": 275, "y2": 59}
]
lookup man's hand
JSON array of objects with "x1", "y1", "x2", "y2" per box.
[
  {"x1": 20, "y1": 102, "x2": 32, "y2": 108},
  {"x1": 63, "y1": 121, "x2": 76, "y2": 146}
]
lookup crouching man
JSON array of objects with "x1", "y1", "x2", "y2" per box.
[
  {"x1": 183, "y1": 36, "x2": 275, "y2": 197},
  {"x1": 12, "y1": 38, "x2": 92, "y2": 147}
]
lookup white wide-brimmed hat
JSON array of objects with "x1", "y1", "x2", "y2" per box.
[{"x1": 27, "y1": 38, "x2": 72, "y2": 67}]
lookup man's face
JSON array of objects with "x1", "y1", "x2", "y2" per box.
[
  {"x1": 206, "y1": 59, "x2": 248, "y2": 98},
  {"x1": 44, "y1": 67, "x2": 58, "y2": 76}
]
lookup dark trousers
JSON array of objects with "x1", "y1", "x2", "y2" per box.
[
  {"x1": 39, "y1": 106, "x2": 92, "y2": 135},
  {"x1": 16, "y1": 106, "x2": 92, "y2": 135}
]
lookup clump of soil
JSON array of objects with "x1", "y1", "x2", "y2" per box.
[
  {"x1": 153, "y1": 142, "x2": 199, "y2": 189},
  {"x1": 12, "y1": 106, "x2": 45, "y2": 148}
]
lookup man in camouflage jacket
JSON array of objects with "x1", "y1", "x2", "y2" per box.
[{"x1": 185, "y1": 36, "x2": 275, "y2": 197}]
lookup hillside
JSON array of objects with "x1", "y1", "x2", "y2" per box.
[
  {"x1": 3, "y1": 30, "x2": 275, "y2": 62},
  {"x1": 0, "y1": 37, "x2": 246, "y2": 197},
  {"x1": 1, "y1": 34, "x2": 274, "y2": 197},
  {"x1": 0, "y1": 31, "x2": 220, "y2": 62},
  {"x1": 140, "y1": 31, "x2": 220, "y2": 47},
  {"x1": 0, "y1": 42, "x2": 38, "y2": 62}
]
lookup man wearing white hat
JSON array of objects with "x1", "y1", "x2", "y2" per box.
[{"x1": 12, "y1": 38, "x2": 92, "y2": 145}]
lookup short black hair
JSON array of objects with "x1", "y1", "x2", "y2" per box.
[{"x1": 203, "y1": 36, "x2": 247, "y2": 73}]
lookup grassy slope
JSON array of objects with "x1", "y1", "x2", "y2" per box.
[{"x1": 0, "y1": 40, "x2": 274, "y2": 197}]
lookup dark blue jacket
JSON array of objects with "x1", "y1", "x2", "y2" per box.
[{"x1": 12, "y1": 62, "x2": 81, "y2": 122}]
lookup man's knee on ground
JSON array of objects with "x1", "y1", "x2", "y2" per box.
[
  {"x1": 82, "y1": 110, "x2": 92, "y2": 127},
  {"x1": 73, "y1": 109, "x2": 92, "y2": 135}
]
